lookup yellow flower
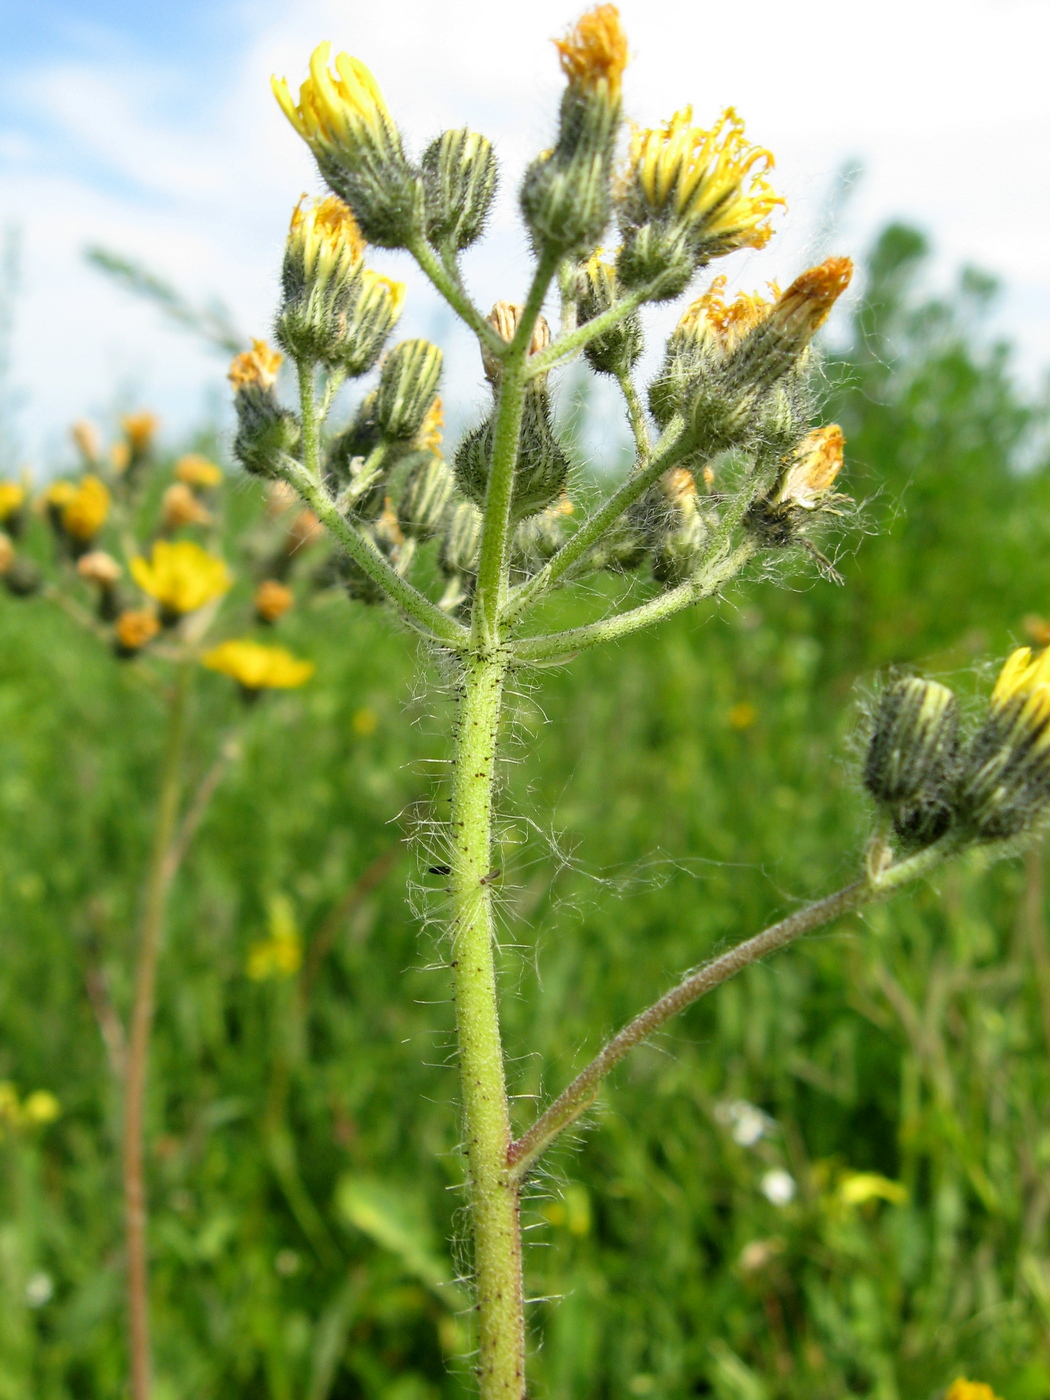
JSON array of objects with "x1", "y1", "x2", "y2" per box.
[
  {"x1": 272, "y1": 42, "x2": 401, "y2": 171},
  {"x1": 22, "y1": 1090, "x2": 60, "y2": 1125},
  {"x1": 62, "y1": 474, "x2": 111, "y2": 543},
  {"x1": 0, "y1": 534, "x2": 14, "y2": 575},
  {"x1": 121, "y1": 412, "x2": 159, "y2": 454},
  {"x1": 254, "y1": 579, "x2": 294, "y2": 624},
  {"x1": 202, "y1": 639, "x2": 314, "y2": 690},
  {"x1": 288, "y1": 193, "x2": 366, "y2": 281},
  {"x1": 763, "y1": 257, "x2": 854, "y2": 346},
  {"x1": 945, "y1": 1382, "x2": 1002, "y2": 1400},
  {"x1": 228, "y1": 339, "x2": 283, "y2": 392},
  {"x1": 130, "y1": 540, "x2": 232, "y2": 615},
  {"x1": 162, "y1": 482, "x2": 212, "y2": 529},
  {"x1": 777, "y1": 426, "x2": 846, "y2": 509},
  {"x1": 837, "y1": 1171, "x2": 908, "y2": 1207},
  {"x1": 44, "y1": 480, "x2": 76, "y2": 511},
  {"x1": 0, "y1": 481, "x2": 25, "y2": 522},
  {"x1": 115, "y1": 609, "x2": 160, "y2": 653},
  {"x1": 676, "y1": 276, "x2": 778, "y2": 356},
  {"x1": 627, "y1": 106, "x2": 783, "y2": 254},
  {"x1": 554, "y1": 5, "x2": 629, "y2": 100},
  {"x1": 175, "y1": 454, "x2": 223, "y2": 489},
  {"x1": 246, "y1": 894, "x2": 302, "y2": 979}
]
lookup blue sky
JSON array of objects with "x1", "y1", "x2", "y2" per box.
[{"x1": 2, "y1": 0, "x2": 1049, "y2": 471}]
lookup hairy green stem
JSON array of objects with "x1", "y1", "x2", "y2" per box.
[
  {"x1": 123, "y1": 663, "x2": 191, "y2": 1400},
  {"x1": 526, "y1": 284, "x2": 650, "y2": 380},
  {"x1": 508, "y1": 836, "x2": 961, "y2": 1181},
  {"x1": 297, "y1": 361, "x2": 321, "y2": 484},
  {"x1": 449, "y1": 651, "x2": 525, "y2": 1399},
  {"x1": 617, "y1": 371, "x2": 651, "y2": 465}
]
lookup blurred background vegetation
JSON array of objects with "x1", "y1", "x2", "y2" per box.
[{"x1": 3, "y1": 223, "x2": 1050, "y2": 1399}]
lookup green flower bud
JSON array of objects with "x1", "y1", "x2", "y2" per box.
[
  {"x1": 228, "y1": 342, "x2": 300, "y2": 478},
  {"x1": 339, "y1": 269, "x2": 407, "y2": 377},
  {"x1": 453, "y1": 387, "x2": 570, "y2": 523},
  {"x1": 865, "y1": 678, "x2": 959, "y2": 816},
  {"x1": 423, "y1": 129, "x2": 498, "y2": 252},
  {"x1": 375, "y1": 340, "x2": 443, "y2": 441},
  {"x1": 576, "y1": 252, "x2": 642, "y2": 378},
  {"x1": 957, "y1": 648, "x2": 1050, "y2": 840},
  {"x1": 511, "y1": 498, "x2": 574, "y2": 576},
  {"x1": 398, "y1": 453, "x2": 455, "y2": 541},
  {"x1": 276, "y1": 196, "x2": 365, "y2": 364},
  {"x1": 439, "y1": 499, "x2": 482, "y2": 579},
  {"x1": 644, "y1": 468, "x2": 713, "y2": 587}
]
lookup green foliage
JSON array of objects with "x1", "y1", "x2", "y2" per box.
[{"x1": 3, "y1": 225, "x2": 1050, "y2": 1397}]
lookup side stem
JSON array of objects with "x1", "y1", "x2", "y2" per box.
[
  {"x1": 122, "y1": 662, "x2": 191, "y2": 1400},
  {"x1": 449, "y1": 650, "x2": 524, "y2": 1400}
]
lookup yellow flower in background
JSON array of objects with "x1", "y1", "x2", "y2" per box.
[
  {"x1": 44, "y1": 480, "x2": 77, "y2": 511},
  {"x1": 228, "y1": 339, "x2": 283, "y2": 392},
  {"x1": 246, "y1": 894, "x2": 302, "y2": 980},
  {"x1": 131, "y1": 540, "x2": 232, "y2": 615},
  {"x1": 554, "y1": 5, "x2": 628, "y2": 99},
  {"x1": 77, "y1": 551, "x2": 122, "y2": 587},
  {"x1": 0, "y1": 481, "x2": 25, "y2": 521},
  {"x1": 837, "y1": 1171, "x2": 908, "y2": 1207},
  {"x1": 175, "y1": 454, "x2": 224, "y2": 489},
  {"x1": 254, "y1": 579, "x2": 294, "y2": 624},
  {"x1": 272, "y1": 42, "x2": 402, "y2": 171},
  {"x1": 945, "y1": 1382, "x2": 1002, "y2": 1400},
  {"x1": 627, "y1": 106, "x2": 783, "y2": 254},
  {"x1": 114, "y1": 609, "x2": 161, "y2": 653},
  {"x1": 203, "y1": 639, "x2": 314, "y2": 690},
  {"x1": 62, "y1": 475, "x2": 111, "y2": 543},
  {"x1": 22, "y1": 1090, "x2": 60, "y2": 1124},
  {"x1": 121, "y1": 412, "x2": 159, "y2": 454},
  {"x1": 161, "y1": 482, "x2": 212, "y2": 530}
]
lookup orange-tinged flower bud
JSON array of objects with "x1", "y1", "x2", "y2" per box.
[
  {"x1": 71, "y1": 420, "x2": 101, "y2": 463},
  {"x1": 482, "y1": 302, "x2": 551, "y2": 383},
  {"x1": 254, "y1": 579, "x2": 294, "y2": 623},
  {"x1": 0, "y1": 533, "x2": 14, "y2": 574},
  {"x1": 121, "y1": 412, "x2": 159, "y2": 455},
  {"x1": 176, "y1": 455, "x2": 223, "y2": 489},
  {"x1": 554, "y1": 5, "x2": 628, "y2": 101},
  {"x1": 229, "y1": 340, "x2": 283, "y2": 392},
  {"x1": 776, "y1": 426, "x2": 845, "y2": 509},
  {"x1": 162, "y1": 482, "x2": 212, "y2": 530},
  {"x1": 115, "y1": 608, "x2": 161, "y2": 654}
]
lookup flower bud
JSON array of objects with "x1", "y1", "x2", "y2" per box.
[
  {"x1": 342, "y1": 269, "x2": 406, "y2": 378},
  {"x1": 724, "y1": 258, "x2": 853, "y2": 395},
  {"x1": 272, "y1": 45, "x2": 424, "y2": 248},
  {"x1": 276, "y1": 195, "x2": 366, "y2": 363},
  {"x1": 576, "y1": 251, "x2": 642, "y2": 377},
  {"x1": 439, "y1": 499, "x2": 482, "y2": 579},
  {"x1": 0, "y1": 532, "x2": 14, "y2": 576},
  {"x1": 423, "y1": 128, "x2": 499, "y2": 251},
  {"x1": 454, "y1": 386, "x2": 570, "y2": 523},
  {"x1": 162, "y1": 482, "x2": 211, "y2": 530},
  {"x1": 398, "y1": 454, "x2": 455, "y2": 541},
  {"x1": 375, "y1": 340, "x2": 443, "y2": 441},
  {"x1": 71, "y1": 420, "x2": 101, "y2": 464},
  {"x1": 228, "y1": 341, "x2": 300, "y2": 477},
  {"x1": 114, "y1": 608, "x2": 160, "y2": 656},
  {"x1": 747, "y1": 426, "x2": 847, "y2": 546},
  {"x1": 255, "y1": 579, "x2": 295, "y2": 624},
  {"x1": 865, "y1": 677, "x2": 959, "y2": 815},
  {"x1": 121, "y1": 412, "x2": 159, "y2": 458},
  {"x1": 2, "y1": 552, "x2": 41, "y2": 597},
  {"x1": 481, "y1": 302, "x2": 552, "y2": 385},
  {"x1": 62, "y1": 475, "x2": 111, "y2": 549},
  {"x1": 520, "y1": 6, "x2": 628, "y2": 255},
  {"x1": 956, "y1": 648, "x2": 1050, "y2": 840},
  {"x1": 78, "y1": 550, "x2": 123, "y2": 621},
  {"x1": 176, "y1": 455, "x2": 223, "y2": 489},
  {"x1": 0, "y1": 481, "x2": 26, "y2": 536},
  {"x1": 617, "y1": 107, "x2": 783, "y2": 299},
  {"x1": 644, "y1": 467, "x2": 713, "y2": 586},
  {"x1": 511, "y1": 497, "x2": 573, "y2": 575}
]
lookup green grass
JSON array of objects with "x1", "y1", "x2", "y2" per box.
[{"x1": 3, "y1": 224, "x2": 1050, "y2": 1398}]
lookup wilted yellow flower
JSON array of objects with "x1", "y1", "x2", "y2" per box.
[
  {"x1": 272, "y1": 42, "x2": 402, "y2": 172},
  {"x1": 22, "y1": 1090, "x2": 61, "y2": 1125},
  {"x1": 945, "y1": 1382, "x2": 1002, "y2": 1400},
  {"x1": 676, "y1": 276, "x2": 778, "y2": 356},
  {"x1": 62, "y1": 475, "x2": 111, "y2": 543},
  {"x1": 837, "y1": 1171, "x2": 908, "y2": 1207},
  {"x1": 71, "y1": 419, "x2": 101, "y2": 462},
  {"x1": 254, "y1": 579, "x2": 294, "y2": 623},
  {"x1": 764, "y1": 257, "x2": 853, "y2": 345},
  {"x1": 176, "y1": 454, "x2": 223, "y2": 489},
  {"x1": 162, "y1": 482, "x2": 212, "y2": 530},
  {"x1": 246, "y1": 895, "x2": 302, "y2": 979},
  {"x1": 777, "y1": 426, "x2": 845, "y2": 509},
  {"x1": 131, "y1": 540, "x2": 232, "y2": 615},
  {"x1": 628, "y1": 107, "x2": 783, "y2": 255},
  {"x1": 121, "y1": 412, "x2": 159, "y2": 454},
  {"x1": 77, "y1": 550, "x2": 122, "y2": 587},
  {"x1": 554, "y1": 5, "x2": 628, "y2": 99},
  {"x1": 203, "y1": 639, "x2": 314, "y2": 690},
  {"x1": 115, "y1": 609, "x2": 161, "y2": 653},
  {"x1": 228, "y1": 339, "x2": 283, "y2": 392},
  {"x1": 0, "y1": 481, "x2": 26, "y2": 521},
  {"x1": 288, "y1": 193, "x2": 366, "y2": 281}
]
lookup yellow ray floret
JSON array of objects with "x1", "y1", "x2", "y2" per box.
[
  {"x1": 990, "y1": 645, "x2": 1050, "y2": 748},
  {"x1": 272, "y1": 43, "x2": 399, "y2": 166},
  {"x1": 945, "y1": 1383, "x2": 1002, "y2": 1400},
  {"x1": 677, "y1": 275, "x2": 778, "y2": 353},
  {"x1": 121, "y1": 412, "x2": 159, "y2": 453},
  {"x1": 358, "y1": 268, "x2": 406, "y2": 320},
  {"x1": 779, "y1": 426, "x2": 845, "y2": 508},
  {"x1": 629, "y1": 107, "x2": 783, "y2": 249},
  {"x1": 228, "y1": 340, "x2": 283, "y2": 392},
  {"x1": 203, "y1": 639, "x2": 314, "y2": 690},
  {"x1": 554, "y1": 5, "x2": 628, "y2": 99},
  {"x1": 288, "y1": 193, "x2": 366, "y2": 278},
  {"x1": 0, "y1": 481, "x2": 25, "y2": 521},
  {"x1": 418, "y1": 396, "x2": 444, "y2": 453},
  {"x1": 131, "y1": 540, "x2": 232, "y2": 615}
]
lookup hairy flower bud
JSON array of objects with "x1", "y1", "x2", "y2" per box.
[
  {"x1": 229, "y1": 341, "x2": 300, "y2": 476},
  {"x1": 576, "y1": 251, "x2": 642, "y2": 377},
  {"x1": 643, "y1": 467, "x2": 712, "y2": 586},
  {"x1": 865, "y1": 677, "x2": 959, "y2": 848},
  {"x1": 481, "y1": 302, "x2": 552, "y2": 385},
  {"x1": 747, "y1": 426, "x2": 847, "y2": 546},
  {"x1": 520, "y1": 6, "x2": 627, "y2": 255},
  {"x1": 339, "y1": 270, "x2": 406, "y2": 378},
  {"x1": 511, "y1": 497, "x2": 574, "y2": 575},
  {"x1": 724, "y1": 258, "x2": 853, "y2": 395},
  {"x1": 439, "y1": 499, "x2": 483, "y2": 580},
  {"x1": 375, "y1": 340, "x2": 443, "y2": 440},
  {"x1": 957, "y1": 648, "x2": 1050, "y2": 840},
  {"x1": 617, "y1": 107, "x2": 784, "y2": 299},
  {"x1": 276, "y1": 195, "x2": 366, "y2": 363},
  {"x1": 454, "y1": 386, "x2": 570, "y2": 523},
  {"x1": 423, "y1": 129, "x2": 499, "y2": 251},
  {"x1": 398, "y1": 454, "x2": 455, "y2": 541}
]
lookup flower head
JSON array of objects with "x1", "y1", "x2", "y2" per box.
[
  {"x1": 957, "y1": 646, "x2": 1050, "y2": 840},
  {"x1": 676, "y1": 276, "x2": 777, "y2": 356},
  {"x1": 115, "y1": 609, "x2": 161, "y2": 654},
  {"x1": 554, "y1": 5, "x2": 628, "y2": 100},
  {"x1": 176, "y1": 455, "x2": 223, "y2": 489},
  {"x1": 130, "y1": 540, "x2": 232, "y2": 615},
  {"x1": 62, "y1": 475, "x2": 111, "y2": 543},
  {"x1": 44, "y1": 480, "x2": 77, "y2": 511},
  {"x1": 162, "y1": 482, "x2": 212, "y2": 530},
  {"x1": 418, "y1": 396, "x2": 444, "y2": 454},
  {"x1": 777, "y1": 426, "x2": 845, "y2": 509},
  {"x1": 288, "y1": 193, "x2": 366, "y2": 282},
  {"x1": 272, "y1": 43, "x2": 401, "y2": 170},
  {"x1": 203, "y1": 639, "x2": 314, "y2": 690},
  {"x1": 945, "y1": 1383, "x2": 1001, "y2": 1400},
  {"x1": 71, "y1": 420, "x2": 100, "y2": 462},
  {"x1": 121, "y1": 412, "x2": 159, "y2": 455},
  {"x1": 254, "y1": 579, "x2": 294, "y2": 624},
  {"x1": 626, "y1": 107, "x2": 783, "y2": 255},
  {"x1": 0, "y1": 481, "x2": 25, "y2": 522},
  {"x1": 228, "y1": 340, "x2": 283, "y2": 393},
  {"x1": 77, "y1": 550, "x2": 122, "y2": 587}
]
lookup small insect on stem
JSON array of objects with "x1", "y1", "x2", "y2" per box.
[
  {"x1": 480, "y1": 869, "x2": 502, "y2": 886},
  {"x1": 428, "y1": 864, "x2": 452, "y2": 875}
]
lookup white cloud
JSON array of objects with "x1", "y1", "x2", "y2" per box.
[{"x1": 2, "y1": 0, "x2": 1048, "y2": 469}]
